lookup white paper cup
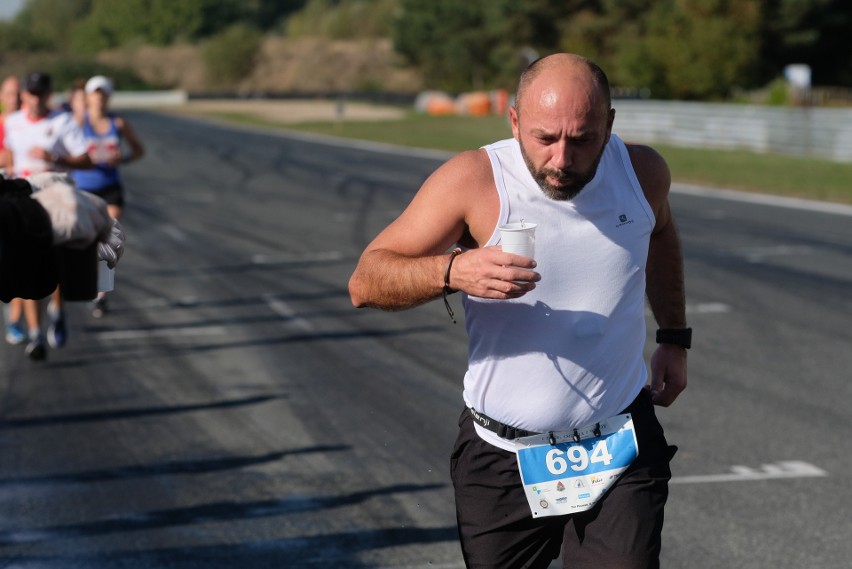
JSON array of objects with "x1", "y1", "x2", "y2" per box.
[
  {"x1": 97, "y1": 260, "x2": 115, "y2": 292},
  {"x1": 498, "y1": 222, "x2": 537, "y2": 259}
]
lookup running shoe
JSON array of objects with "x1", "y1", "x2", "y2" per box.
[
  {"x1": 91, "y1": 296, "x2": 108, "y2": 319},
  {"x1": 25, "y1": 332, "x2": 47, "y2": 361},
  {"x1": 47, "y1": 302, "x2": 68, "y2": 349},
  {"x1": 5, "y1": 321, "x2": 27, "y2": 345}
]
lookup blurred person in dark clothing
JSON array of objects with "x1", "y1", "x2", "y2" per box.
[{"x1": 0, "y1": 174, "x2": 124, "y2": 305}]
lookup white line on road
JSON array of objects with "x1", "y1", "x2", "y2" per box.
[
  {"x1": 160, "y1": 225, "x2": 187, "y2": 242},
  {"x1": 647, "y1": 302, "x2": 731, "y2": 317},
  {"x1": 671, "y1": 461, "x2": 827, "y2": 484},
  {"x1": 739, "y1": 244, "x2": 814, "y2": 263},
  {"x1": 688, "y1": 302, "x2": 731, "y2": 314},
  {"x1": 673, "y1": 183, "x2": 852, "y2": 217},
  {"x1": 263, "y1": 294, "x2": 315, "y2": 331}
]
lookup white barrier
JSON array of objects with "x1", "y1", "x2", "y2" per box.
[
  {"x1": 612, "y1": 100, "x2": 852, "y2": 163},
  {"x1": 110, "y1": 90, "x2": 188, "y2": 108}
]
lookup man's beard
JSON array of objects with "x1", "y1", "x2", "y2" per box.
[{"x1": 518, "y1": 138, "x2": 606, "y2": 201}]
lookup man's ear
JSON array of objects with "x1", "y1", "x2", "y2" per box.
[
  {"x1": 509, "y1": 105, "x2": 521, "y2": 140},
  {"x1": 604, "y1": 108, "x2": 616, "y2": 145}
]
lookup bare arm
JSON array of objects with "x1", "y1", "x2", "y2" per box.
[
  {"x1": 349, "y1": 150, "x2": 539, "y2": 310},
  {"x1": 350, "y1": 249, "x2": 453, "y2": 311},
  {"x1": 646, "y1": 199, "x2": 686, "y2": 329},
  {"x1": 629, "y1": 143, "x2": 688, "y2": 406},
  {"x1": 28, "y1": 147, "x2": 93, "y2": 170},
  {"x1": 116, "y1": 116, "x2": 145, "y2": 163}
]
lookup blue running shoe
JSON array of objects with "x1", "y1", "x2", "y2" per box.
[
  {"x1": 47, "y1": 302, "x2": 68, "y2": 349},
  {"x1": 25, "y1": 332, "x2": 47, "y2": 361},
  {"x1": 5, "y1": 321, "x2": 27, "y2": 345}
]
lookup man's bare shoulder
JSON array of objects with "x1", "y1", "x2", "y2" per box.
[
  {"x1": 419, "y1": 148, "x2": 496, "y2": 206},
  {"x1": 419, "y1": 148, "x2": 499, "y2": 247},
  {"x1": 430, "y1": 148, "x2": 493, "y2": 187}
]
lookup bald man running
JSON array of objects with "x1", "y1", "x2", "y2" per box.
[{"x1": 349, "y1": 53, "x2": 689, "y2": 569}]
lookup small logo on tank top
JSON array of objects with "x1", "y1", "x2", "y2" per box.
[{"x1": 616, "y1": 213, "x2": 634, "y2": 228}]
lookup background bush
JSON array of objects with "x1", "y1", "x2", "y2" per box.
[
  {"x1": 1, "y1": 0, "x2": 850, "y2": 99},
  {"x1": 202, "y1": 24, "x2": 264, "y2": 87}
]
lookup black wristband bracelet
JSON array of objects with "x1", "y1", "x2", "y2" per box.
[
  {"x1": 656, "y1": 327, "x2": 692, "y2": 349},
  {"x1": 443, "y1": 248, "x2": 462, "y2": 324}
]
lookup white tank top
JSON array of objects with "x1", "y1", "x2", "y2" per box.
[
  {"x1": 463, "y1": 134, "x2": 656, "y2": 451},
  {"x1": 3, "y1": 109, "x2": 88, "y2": 178}
]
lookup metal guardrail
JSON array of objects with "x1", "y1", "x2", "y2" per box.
[
  {"x1": 110, "y1": 90, "x2": 188, "y2": 108},
  {"x1": 612, "y1": 100, "x2": 852, "y2": 163}
]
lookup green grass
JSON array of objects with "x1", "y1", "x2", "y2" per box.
[
  {"x1": 207, "y1": 110, "x2": 852, "y2": 205},
  {"x1": 208, "y1": 111, "x2": 513, "y2": 152},
  {"x1": 653, "y1": 144, "x2": 852, "y2": 204}
]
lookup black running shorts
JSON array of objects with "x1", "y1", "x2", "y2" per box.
[
  {"x1": 450, "y1": 388, "x2": 677, "y2": 569},
  {"x1": 87, "y1": 183, "x2": 125, "y2": 207}
]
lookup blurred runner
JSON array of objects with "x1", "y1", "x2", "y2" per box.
[
  {"x1": 3, "y1": 71, "x2": 92, "y2": 360},
  {"x1": 71, "y1": 75, "x2": 144, "y2": 317},
  {"x1": 0, "y1": 74, "x2": 21, "y2": 174},
  {"x1": 1, "y1": 74, "x2": 29, "y2": 346},
  {"x1": 1, "y1": 174, "x2": 125, "y2": 303},
  {"x1": 64, "y1": 78, "x2": 87, "y2": 124}
]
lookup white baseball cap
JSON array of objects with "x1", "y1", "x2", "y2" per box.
[{"x1": 85, "y1": 75, "x2": 113, "y2": 95}]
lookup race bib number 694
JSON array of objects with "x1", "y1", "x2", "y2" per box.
[{"x1": 514, "y1": 414, "x2": 638, "y2": 517}]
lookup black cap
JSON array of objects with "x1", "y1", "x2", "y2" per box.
[{"x1": 24, "y1": 72, "x2": 52, "y2": 96}]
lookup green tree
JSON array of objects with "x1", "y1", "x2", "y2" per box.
[
  {"x1": 14, "y1": 0, "x2": 92, "y2": 51},
  {"x1": 0, "y1": 20, "x2": 49, "y2": 53},
  {"x1": 643, "y1": 0, "x2": 763, "y2": 99},
  {"x1": 761, "y1": 0, "x2": 852, "y2": 87},
  {"x1": 70, "y1": 0, "x2": 208, "y2": 53},
  {"x1": 286, "y1": 0, "x2": 398, "y2": 39},
  {"x1": 559, "y1": 0, "x2": 762, "y2": 99},
  {"x1": 394, "y1": 0, "x2": 577, "y2": 92},
  {"x1": 65, "y1": 0, "x2": 309, "y2": 53},
  {"x1": 202, "y1": 23, "x2": 264, "y2": 86},
  {"x1": 249, "y1": 0, "x2": 310, "y2": 32},
  {"x1": 488, "y1": 0, "x2": 587, "y2": 88},
  {"x1": 555, "y1": 0, "x2": 655, "y2": 75},
  {"x1": 394, "y1": 0, "x2": 485, "y2": 91},
  {"x1": 6, "y1": 0, "x2": 851, "y2": 97}
]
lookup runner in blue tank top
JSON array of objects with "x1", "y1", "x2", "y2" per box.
[{"x1": 71, "y1": 75, "x2": 145, "y2": 317}]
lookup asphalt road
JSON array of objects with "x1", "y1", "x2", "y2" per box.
[{"x1": 1, "y1": 112, "x2": 850, "y2": 568}]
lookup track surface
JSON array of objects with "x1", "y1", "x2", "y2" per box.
[{"x1": 2, "y1": 112, "x2": 850, "y2": 568}]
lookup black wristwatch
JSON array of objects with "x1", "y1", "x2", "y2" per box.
[{"x1": 656, "y1": 327, "x2": 692, "y2": 349}]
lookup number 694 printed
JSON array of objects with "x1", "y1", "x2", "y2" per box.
[
  {"x1": 546, "y1": 439, "x2": 615, "y2": 474},
  {"x1": 516, "y1": 423, "x2": 638, "y2": 485}
]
